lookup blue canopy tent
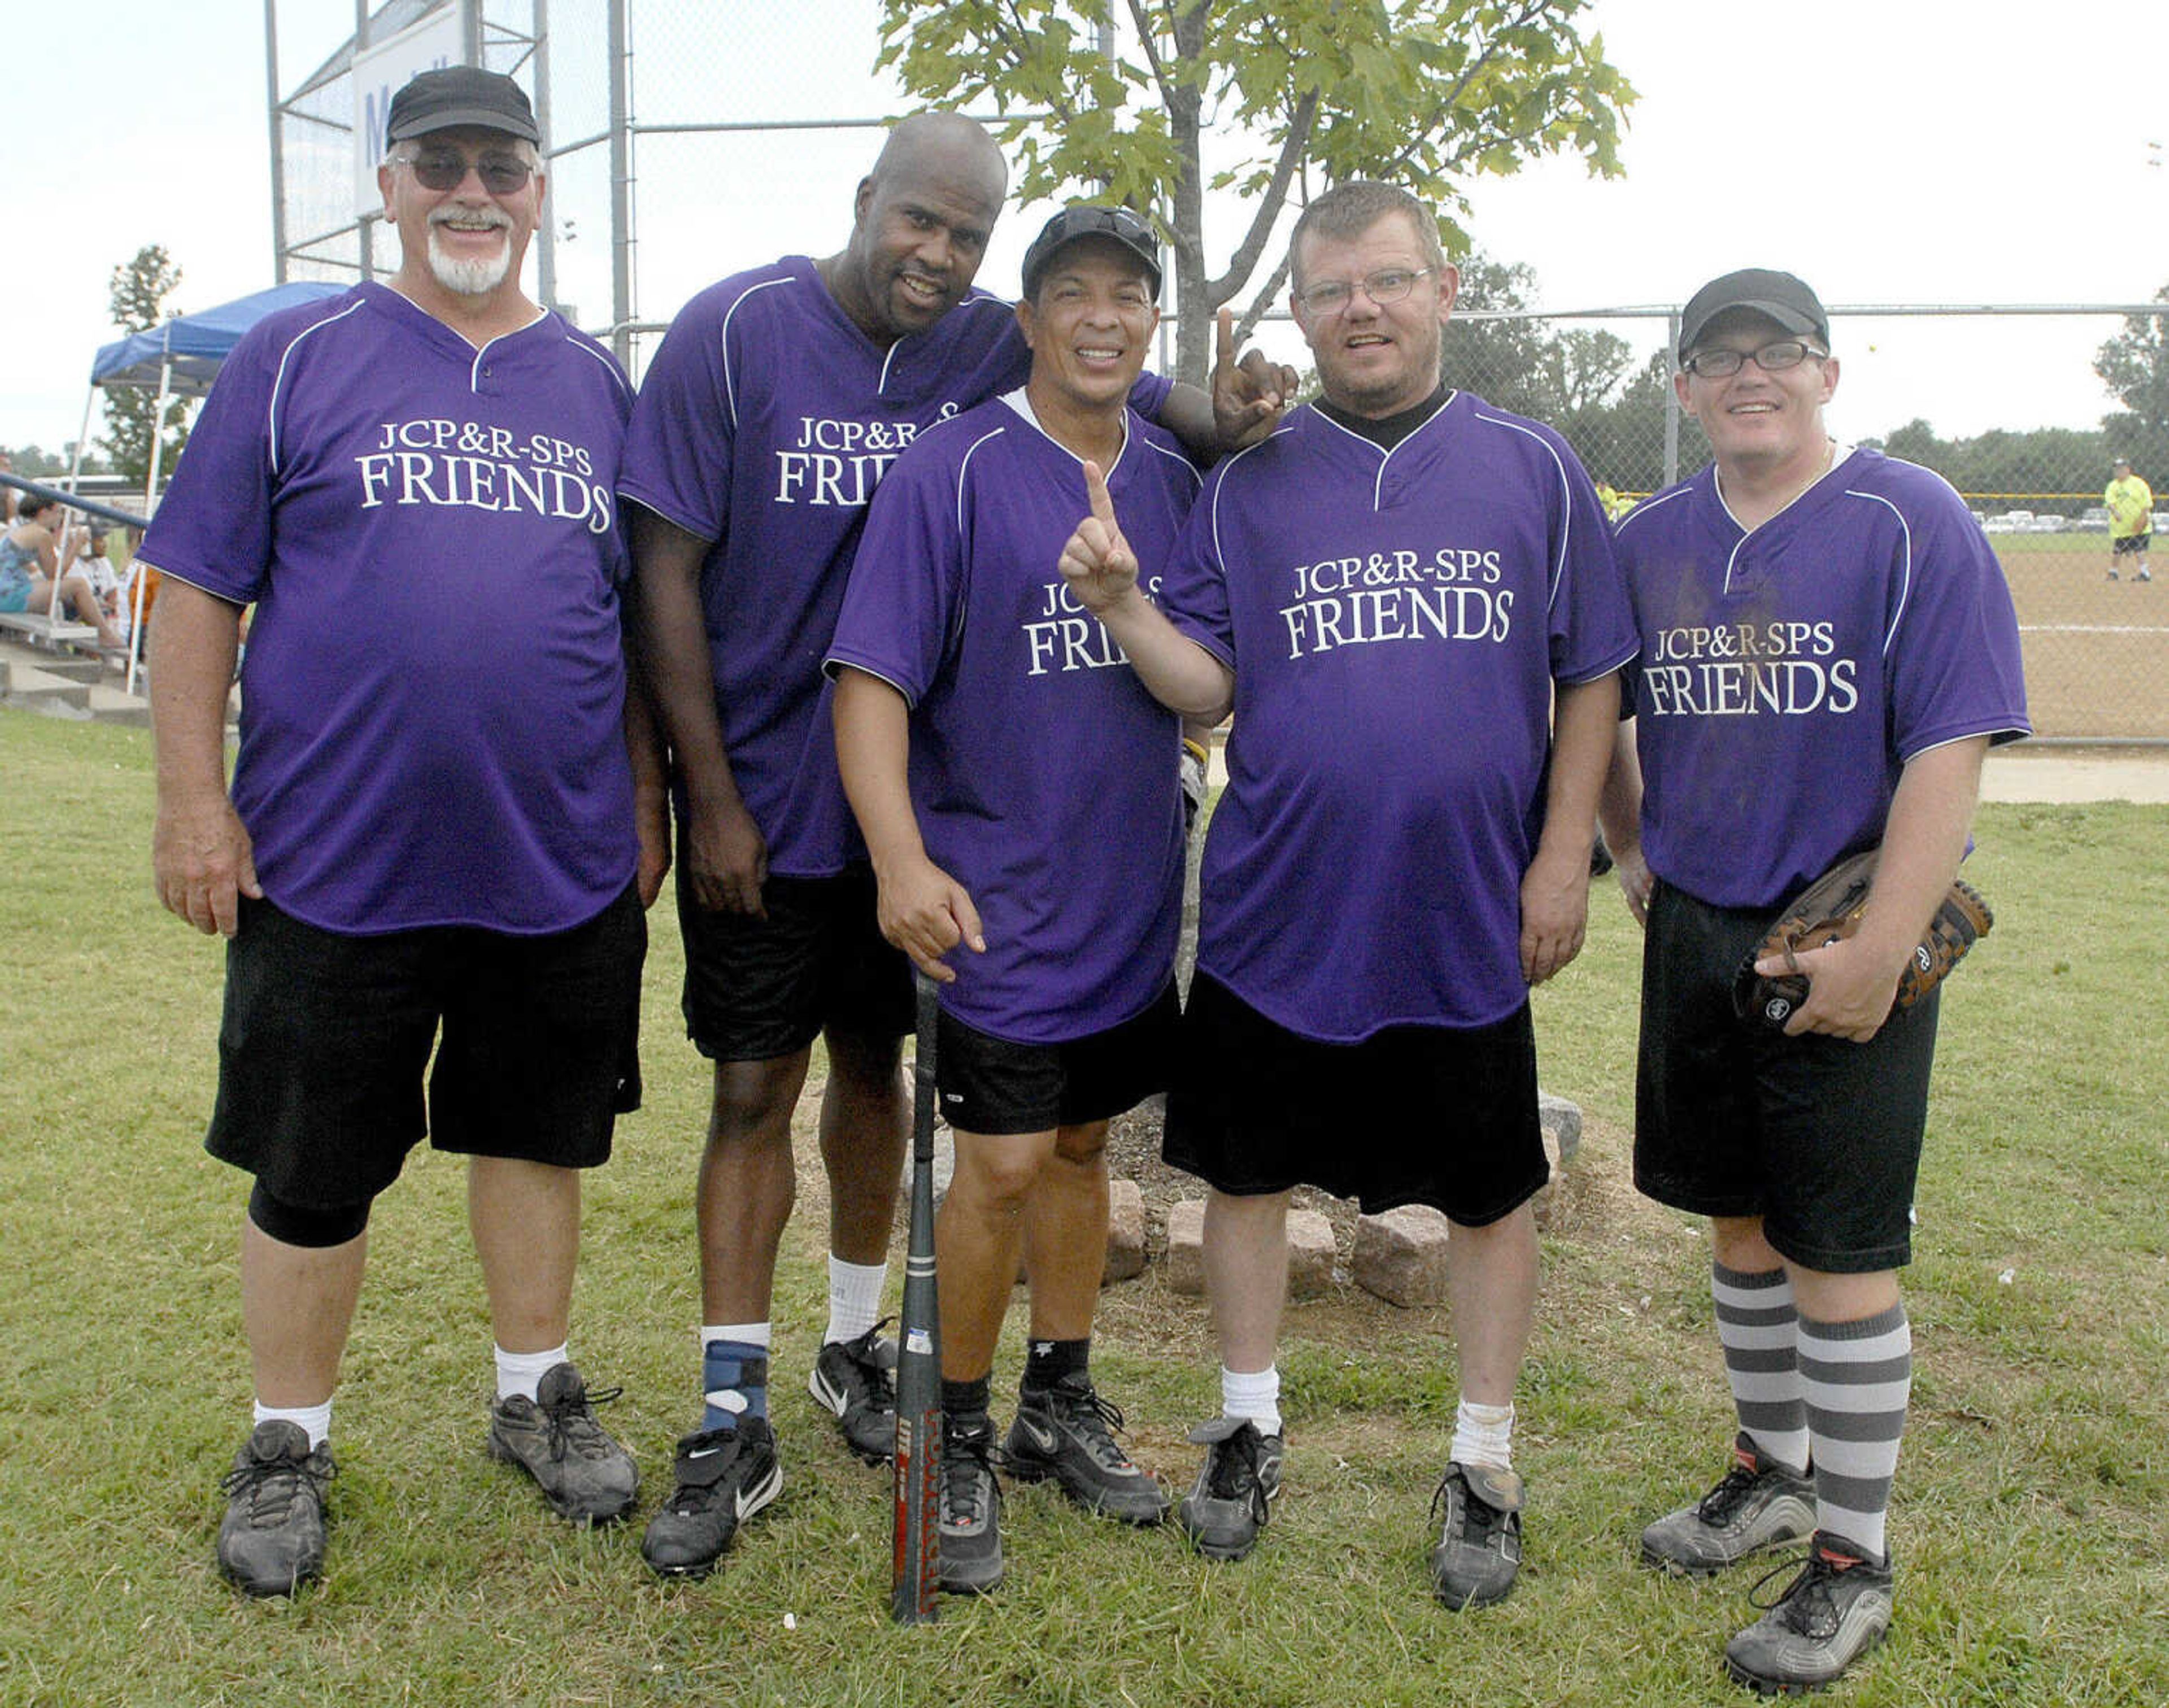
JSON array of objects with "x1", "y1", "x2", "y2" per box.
[{"x1": 64, "y1": 281, "x2": 347, "y2": 680}]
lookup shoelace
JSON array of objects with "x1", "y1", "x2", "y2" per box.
[
  {"x1": 842, "y1": 1318, "x2": 898, "y2": 1409},
  {"x1": 944, "y1": 1426, "x2": 996, "y2": 1524},
  {"x1": 1430, "y1": 1470, "x2": 1499, "y2": 1547},
  {"x1": 1697, "y1": 1461, "x2": 1764, "y2": 1524},
  {"x1": 1203, "y1": 1430, "x2": 1262, "y2": 1503},
  {"x1": 1745, "y1": 1550, "x2": 1849, "y2": 1636},
  {"x1": 1049, "y1": 1383, "x2": 1135, "y2": 1467},
  {"x1": 538, "y1": 1380, "x2": 625, "y2": 1462},
  {"x1": 221, "y1": 1449, "x2": 333, "y2": 1523}
]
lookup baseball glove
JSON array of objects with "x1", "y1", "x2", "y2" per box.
[{"x1": 1733, "y1": 849, "x2": 1994, "y2": 1032}]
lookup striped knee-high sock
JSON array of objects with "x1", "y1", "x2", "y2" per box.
[
  {"x1": 1800, "y1": 1301, "x2": 1911, "y2": 1560},
  {"x1": 1714, "y1": 1262, "x2": 1809, "y2": 1474}
]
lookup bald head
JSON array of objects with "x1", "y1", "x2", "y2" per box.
[
  {"x1": 868, "y1": 112, "x2": 1008, "y2": 208},
  {"x1": 827, "y1": 112, "x2": 1010, "y2": 346}
]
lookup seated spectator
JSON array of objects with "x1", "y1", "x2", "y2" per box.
[{"x1": 0, "y1": 495, "x2": 126, "y2": 649}]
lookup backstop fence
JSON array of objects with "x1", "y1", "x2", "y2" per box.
[{"x1": 255, "y1": 0, "x2": 2167, "y2": 743}]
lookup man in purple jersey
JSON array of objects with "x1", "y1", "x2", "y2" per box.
[
  {"x1": 144, "y1": 67, "x2": 664, "y2": 1598},
  {"x1": 1596, "y1": 268, "x2": 2028, "y2": 1695},
  {"x1": 620, "y1": 114, "x2": 1291, "y2": 1579},
  {"x1": 1061, "y1": 182, "x2": 1634, "y2": 1602},
  {"x1": 829, "y1": 206, "x2": 1197, "y2": 1593}
]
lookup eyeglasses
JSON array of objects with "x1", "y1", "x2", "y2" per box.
[
  {"x1": 1680, "y1": 339, "x2": 1826, "y2": 379},
  {"x1": 1293, "y1": 267, "x2": 1433, "y2": 316},
  {"x1": 396, "y1": 151, "x2": 535, "y2": 195}
]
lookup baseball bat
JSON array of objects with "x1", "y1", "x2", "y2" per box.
[{"x1": 890, "y1": 971, "x2": 943, "y2": 1624}]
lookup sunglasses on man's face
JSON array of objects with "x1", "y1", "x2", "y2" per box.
[{"x1": 398, "y1": 152, "x2": 534, "y2": 195}]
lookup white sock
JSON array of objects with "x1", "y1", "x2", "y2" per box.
[
  {"x1": 1451, "y1": 1398, "x2": 1515, "y2": 1471},
  {"x1": 702, "y1": 1322, "x2": 773, "y2": 1352},
  {"x1": 494, "y1": 1341, "x2": 569, "y2": 1404},
  {"x1": 1221, "y1": 1364, "x2": 1282, "y2": 1436},
  {"x1": 254, "y1": 1398, "x2": 333, "y2": 1449},
  {"x1": 824, "y1": 1257, "x2": 888, "y2": 1345}
]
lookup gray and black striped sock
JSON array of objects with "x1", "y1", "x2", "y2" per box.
[
  {"x1": 1714, "y1": 1262, "x2": 1808, "y2": 1473},
  {"x1": 1801, "y1": 1300, "x2": 1911, "y2": 1560}
]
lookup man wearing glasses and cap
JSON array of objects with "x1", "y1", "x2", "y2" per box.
[
  {"x1": 1597, "y1": 267, "x2": 2028, "y2": 1693},
  {"x1": 142, "y1": 66, "x2": 661, "y2": 1597},
  {"x1": 827, "y1": 203, "x2": 1197, "y2": 1594},
  {"x1": 1056, "y1": 180, "x2": 1635, "y2": 1607}
]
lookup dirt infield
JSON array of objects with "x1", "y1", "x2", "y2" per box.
[{"x1": 1993, "y1": 534, "x2": 2165, "y2": 739}]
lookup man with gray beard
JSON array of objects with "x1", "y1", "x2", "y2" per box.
[{"x1": 142, "y1": 66, "x2": 665, "y2": 1597}]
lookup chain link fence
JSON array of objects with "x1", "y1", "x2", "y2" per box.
[{"x1": 264, "y1": 2, "x2": 2164, "y2": 743}]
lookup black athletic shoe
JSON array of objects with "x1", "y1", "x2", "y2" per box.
[
  {"x1": 1428, "y1": 1461, "x2": 1524, "y2": 1610},
  {"x1": 217, "y1": 1421, "x2": 335, "y2": 1598},
  {"x1": 1176, "y1": 1416, "x2": 1283, "y2": 1561},
  {"x1": 938, "y1": 1411, "x2": 1003, "y2": 1594},
  {"x1": 1724, "y1": 1533, "x2": 1894, "y2": 1696},
  {"x1": 1640, "y1": 1432, "x2": 1815, "y2": 1576},
  {"x1": 1003, "y1": 1374, "x2": 1169, "y2": 1525},
  {"x1": 486, "y1": 1362, "x2": 639, "y2": 1525},
  {"x1": 639, "y1": 1418, "x2": 783, "y2": 1579},
  {"x1": 807, "y1": 1321, "x2": 898, "y2": 1463}
]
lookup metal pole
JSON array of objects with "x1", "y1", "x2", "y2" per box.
[
  {"x1": 1662, "y1": 310, "x2": 1680, "y2": 489},
  {"x1": 265, "y1": 0, "x2": 288, "y2": 282},
  {"x1": 533, "y1": 0, "x2": 556, "y2": 311},
  {"x1": 608, "y1": 0, "x2": 633, "y2": 368},
  {"x1": 461, "y1": 0, "x2": 484, "y2": 66}
]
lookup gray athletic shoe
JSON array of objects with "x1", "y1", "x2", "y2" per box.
[
  {"x1": 1003, "y1": 1374, "x2": 1169, "y2": 1524},
  {"x1": 640, "y1": 1418, "x2": 783, "y2": 1579},
  {"x1": 1176, "y1": 1416, "x2": 1283, "y2": 1562},
  {"x1": 807, "y1": 1322, "x2": 898, "y2": 1464},
  {"x1": 939, "y1": 1411, "x2": 1003, "y2": 1594},
  {"x1": 1724, "y1": 1533, "x2": 1894, "y2": 1696},
  {"x1": 1428, "y1": 1461, "x2": 1523, "y2": 1610},
  {"x1": 1641, "y1": 1432, "x2": 1815, "y2": 1576},
  {"x1": 217, "y1": 1421, "x2": 336, "y2": 1598},
  {"x1": 486, "y1": 1362, "x2": 639, "y2": 1525}
]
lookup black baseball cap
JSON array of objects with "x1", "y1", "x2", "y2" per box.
[
  {"x1": 1679, "y1": 268, "x2": 1829, "y2": 360},
  {"x1": 385, "y1": 66, "x2": 541, "y2": 148},
  {"x1": 1021, "y1": 206, "x2": 1162, "y2": 301}
]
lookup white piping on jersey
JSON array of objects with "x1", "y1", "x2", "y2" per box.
[
  {"x1": 880, "y1": 295, "x2": 1011, "y2": 396},
  {"x1": 952, "y1": 421, "x2": 1013, "y2": 542},
  {"x1": 717, "y1": 276, "x2": 793, "y2": 430},
  {"x1": 267, "y1": 297, "x2": 370, "y2": 478},
  {"x1": 1306, "y1": 391, "x2": 1457, "y2": 512},
  {"x1": 465, "y1": 308, "x2": 548, "y2": 390},
  {"x1": 1470, "y1": 406, "x2": 1574, "y2": 613},
  {"x1": 1204, "y1": 424, "x2": 1295, "y2": 588},
  {"x1": 1839, "y1": 488, "x2": 1914, "y2": 656},
  {"x1": 561, "y1": 331, "x2": 633, "y2": 405}
]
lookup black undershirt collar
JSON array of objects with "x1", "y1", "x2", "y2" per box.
[{"x1": 1316, "y1": 381, "x2": 1452, "y2": 451}]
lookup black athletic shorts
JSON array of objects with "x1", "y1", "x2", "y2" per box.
[
  {"x1": 937, "y1": 981, "x2": 1180, "y2": 1136},
  {"x1": 1164, "y1": 972, "x2": 1548, "y2": 1226},
  {"x1": 2112, "y1": 533, "x2": 2151, "y2": 556},
  {"x1": 1633, "y1": 881, "x2": 1939, "y2": 1273},
  {"x1": 206, "y1": 884, "x2": 646, "y2": 1210},
  {"x1": 677, "y1": 861, "x2": 913, "y2": 1062}
]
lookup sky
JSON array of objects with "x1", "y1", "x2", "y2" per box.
[{"x1": 7, "y1": 0, "x2": 2167, "y2": 464}]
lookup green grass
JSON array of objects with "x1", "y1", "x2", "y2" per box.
[{"x1": 3, "y1": 709, "x2": 2166, "y2": 1705}]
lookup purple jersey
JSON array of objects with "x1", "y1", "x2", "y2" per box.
[
  {"x1": 1161, "y1": 393, "x2": 1637, "y2": 1042},
  {"x1": 826, "y1": 395, "x2": 1199, "y2": 1043},
  {"x1": 138, "y1": 283, "x2": 637, "y2": 936},
  {"x1": 1614, "y1": 447, "x2": 2030, "y2": 909},
  {"x1": 618, "y1": 258, "x2": 1174, "y2": 877}
]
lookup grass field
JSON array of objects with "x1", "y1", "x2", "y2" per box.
[
  {"x1": 1991, "y1": 534, "x2": 2165, "y2": 740},
  {"x1": 2, "y1": 708, "x2": 2166, "y2": 1706}
]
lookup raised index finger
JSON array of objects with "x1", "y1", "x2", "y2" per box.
[
  {"x1": 1082, "y1": 459, "x2": 1116, "y2": 526},
  {"x1": 1216, "y1": 306, "x2": 1236, "y2": 371}
]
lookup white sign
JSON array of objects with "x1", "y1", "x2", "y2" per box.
[{"x1": 351, "y1": 9, "x2": 465, "y2": 218}]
